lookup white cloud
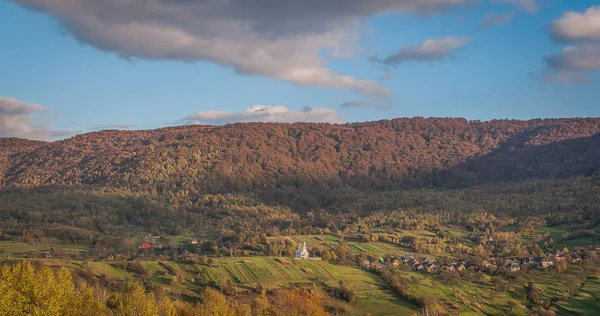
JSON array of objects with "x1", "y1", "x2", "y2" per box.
[
  {"x1": 13, "y1": 0, "x2": 477, "y2": 98},
  {"x1": 182, "y1": 105, "x2": 345, "y2": 125},
  {"x1": 374, "y1": 37, "x2": 471, "y2": 65},
  {"x1": 491, "y1": 0, "x2": 539, "y2": 13},
  {"x1": 0, "y1": 97, "x2": 76, "y2": 140},
  {"x1": 544, "y1": 6, "x2": 600, "y2": 84},
  {"x1": 551, "y1": 6, "x2": 600, "y2": 43},
  {"x1": 480, "y1": 12, "x2": 516, "y2": 27}
]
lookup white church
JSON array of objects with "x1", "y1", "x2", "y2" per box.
[
  {"x1": 295, "y1": 241, "x2": 321, "y2": 260},
  {"x1": 295, "y1": 241, "x2": 310, "y2": 259}
]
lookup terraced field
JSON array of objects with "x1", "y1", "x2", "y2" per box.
[
  {"x1": 0, "y1": 240, "x2": 89, "y2": 257},
  {"x1": 90, "y1": 257, "x2": 416, "y2": 315},
  {"x1": 270, "y1": 234, "x2": 413, "y2": 256}
]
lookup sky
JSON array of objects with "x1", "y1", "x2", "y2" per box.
[{"x1": 0, "y1": 0, "x2": 599, "y2": 140}]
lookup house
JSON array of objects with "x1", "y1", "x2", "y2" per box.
[
  {"x1": 361, "y1": 260, "x2": 371, "y2": 270},
  {"x1": 530, "y1": 257, "x2": 542, "y2": 265},
  {"x1": 444, "y1": 266, "x2": 456, "y2": 272},
  {"x1": 402, "y1": 253, "x2": 415, "y2": 263},
  {"x1": 541, "y1": 258, "x2": 554, "y2": 268},
  {"x1": 456, "y1": 264, "x2": 466, "y2": 272},
  {"x1": 191, "y1": 239, "x2": 199, "y2": 245},
  {"x1": 411, "y1": 261, "x2": 421, "y2": 270},
  {"x1": 482, "y1": 260, "x2": 492, "y2": 268},
  {"x1": 424, "y1": 257, "x2": 436, "y2": 264},
  {"x1": 426, "y1": 264, "x2": 437, "y2": 273},
  {"x1": 140, "y1": 242, "x2": 151, "y2": 249},
  {"x1": 510, "y1": 263, "x2": 521, "y2": 272},
  {"x1": 295, "y1": 241, "x2": 309, "y2": 259},
  {"x1": 392, "y1": 259, "x2": 400, "y2": 267}
]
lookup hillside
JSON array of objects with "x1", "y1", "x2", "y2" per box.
[
  {"x1": 1, "y1": 118, "x2": 600, "y2": 193},
  {"x1": 0, "y1": 138, "x2": 46, "y2": 184}
]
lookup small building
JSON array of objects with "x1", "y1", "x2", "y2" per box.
[
  {"x1": 530, "y1": 257, "x2": 542, "y2": 265},
  {"x1": 295, "y1": 241, "x2": 310, "y2": 259},
  {"x1": 361, "y1": 260, "x2": 371, "y2": 270},
  {"x1": 456, "y1": 264, "x2": 466, "y2": 272},
  {"x1": 191, "y1": 239, "x2": 199, "y2": 245},
  {"x1": 140, "y1": 242, "x2": 151, "y2": 249},
  {"x1": 392, "y1": 259, "x2": 400, "y2": 267},
  {"x1": 426, "y1": 265, "x2": 437, "y2": 273},
  {"x1": 541, "y1": 258, "x2": 554, "y2": 268},
  {"x1": 510, "y1": 263, "x2": 521, "y2": 272}
]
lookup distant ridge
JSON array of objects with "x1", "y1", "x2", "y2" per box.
[{"x1": 1, "y1": 117, "x2": 599, "y2": 192}]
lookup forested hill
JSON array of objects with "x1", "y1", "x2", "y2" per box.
[
  {"x1": 1, "y1": 118, "x2": 600, "y2": 192},
  {"x1": 0, "y1": 138, "x2": 47, "y2": 184}
]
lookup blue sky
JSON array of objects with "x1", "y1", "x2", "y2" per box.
[{"x1": 0, "y1": 0, "x2": 599, "y2": 140}]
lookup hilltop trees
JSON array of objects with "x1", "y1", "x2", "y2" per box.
[{"x1": 2, "y1": 118, "x2": 599, "y2": 193}]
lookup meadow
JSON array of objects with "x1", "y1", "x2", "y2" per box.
[
  {"x1": 84, "y1": 256, "x2": 417, "y2": 315},
  {"x1": 269, "y1": 234, "x2": 414, "y2": 257}
]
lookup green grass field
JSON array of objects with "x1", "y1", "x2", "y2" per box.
[
  {"x1": 86, "y1": 256, "x2": 416, "y2": 315},
  {"x1": 0, "y1": 240, "x2": 89, "y2": 257},
  {"x1": 518, "y1": 224, "x2": 600, "y2": 249},
  {"x1": 270, "y1": 234, "x2": 413, "y2": 257}
]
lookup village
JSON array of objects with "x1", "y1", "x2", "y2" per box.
[{"x1": 357, "y1": 248, "x2": 593, "y2": 276}]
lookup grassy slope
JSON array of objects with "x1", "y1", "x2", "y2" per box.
[
  {"x1": 271, "y1": 234, "x2": 414, "y2": 257},
  {"x1": 88, "y1": 257, "x2": 417, "y2": 315}
]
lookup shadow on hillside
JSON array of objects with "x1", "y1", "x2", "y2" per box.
[
  {"x1": 245, "y1": 129, "x2": 600, "y2": 210},
  {"x1": 425, "y1": 129, "x2": 600, "y2": 189}
]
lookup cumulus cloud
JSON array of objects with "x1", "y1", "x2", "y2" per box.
[
  {"x1": 373, "y1": 37, "x2": 471, "y2": 66},
  {"x1": 481, "y1": 12, "x2": 515, "y2": 27},
  {"x1": 551, "y1": 6, "x2": 600, "y2": 43},
  {"x1": 492, "y1": 0, "x2": 539, "y2": 13},
  {"x1": 182, "y1": 105, "x2": 344, "y2": 125},
  {"x1": 544, "y1": 6, "x2": 600, "y2": 84},
  {"x1": 0, "y1": 97, "x2": 76, "y2": 140},
  {"x1": 340, "y1": 100, "x2": 389, "y2": 111},
  {"x1": 545, "y1": 45, "x2": 600, "y2": 71},
  {"x1": 92, "y1": 124, "x2": 138, "y2": 130},
  {"x1": 12, "y1": 0, "x2": 477, "y2": 98}
]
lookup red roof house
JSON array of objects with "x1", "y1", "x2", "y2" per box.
[{"x1": 140, "y1": 242, "x2": 151, "y2": 249}]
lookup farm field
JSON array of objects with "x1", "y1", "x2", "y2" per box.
[
  {"x1": 392, "y1": 267, "x2": 600, "y2": 315},
  {"x1": 269, "y1": 234, "x2": 413, "y2": 257},
  {"x1": 0, "y1": 239, "x2": 89, "y2": 257},
  {"x1": 518, "y1": 224, "x2": 600, "y2": 249},
  {"x1": 85, "y1": 257, "x2": 417, "y2": 315}
]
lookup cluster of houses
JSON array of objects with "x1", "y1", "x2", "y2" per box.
[
  {"x1": 139, "y1": 233, "x2": 164, "y2": 249},
  {"x1": 361, "y1": 254, "x2": 465, "y2": 274},
  {"x1": 359, "y1": 249, "x2": 581, "y2": 275}
]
